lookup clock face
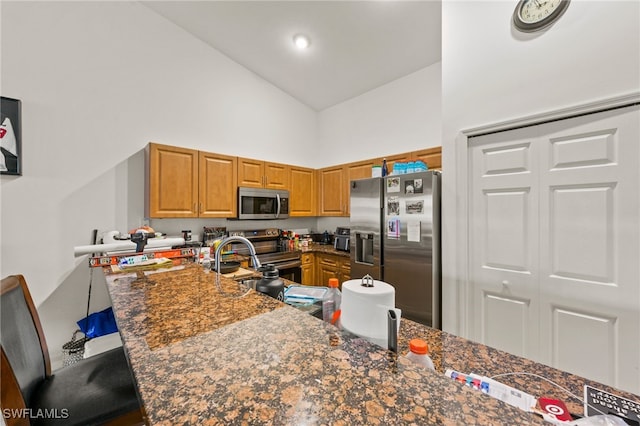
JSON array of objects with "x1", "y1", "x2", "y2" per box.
[{"x1": 513, "y1": 0, "x2": 570, "y2": 32}]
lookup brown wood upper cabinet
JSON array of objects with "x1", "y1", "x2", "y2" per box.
[
  {"x1": 375, "y1": 147, "x2": 442, "y2": 175},
  {"x1": 147, "y1": 143, "x2": 237, "y2": 218},
  {"x1": 343, "y1": 159, "x2": 379, "y2": 216},
  {"x1": 238, "y1": 157, "x2": 289, "y2": 189},
  {"x1": 317, "y1": 165, "x2": 347, "y2": 216},
  {"x1": 289, "y1": 166, "x2": 316, "y2": 217},
  {"x1": 317, "y1": 147, "x2": 442, "y2": 217},
  {"x1": 413, "y1": 147, "x2": 442, "y2": 170},
  {"x1": 317, "y1": 160, "x2": 378, "y2": 217}
]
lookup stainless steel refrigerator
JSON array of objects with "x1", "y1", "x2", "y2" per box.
[{"x1": 349, "y1": 171, "x2": 441, "y2": 328}]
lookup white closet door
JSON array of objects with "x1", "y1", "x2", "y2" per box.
[
  {"x1": 538, "y1": 105, "x2": 640, "y2": 393},
  {"x1": 469, "y1": 127, "x2": 541, "y2": 360}
]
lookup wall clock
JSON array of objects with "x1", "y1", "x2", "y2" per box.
[{"x1": 513, "y1": 0, "x2": 571, "y2": 32}]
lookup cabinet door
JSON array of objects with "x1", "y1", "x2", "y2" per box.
[
  {"x1": 317, "y1": 264, "x2": 338, "y2": 287},
  {"x1": 469, "y1": 127, "x2": 540, "y2": 361},
  {"x1": 413, "y1": 147, "x2": 442, "y2": 170},
  {"x1": 345, "y1": 159, "x2": 377, "y2": 216},
  {"x1": 301, "y1": 263, "x2": 315, "y2": 286},
  {"x1": 537, "y1": 106, "x2": 639, "y2": 392},
  {"x1": 238, "y1": 157, "x2": 264, "y2": 188},
  {"x1": 316, "y1": 254, "x2": 339, "y2": 286},
  {"x1": 346, "y1": 159, "x2": 376, "y2": 181},
  {"x1": 199, "y1": 151, "x2": 237, "y2": 218},
  {"x1": 301, "y1": 253, "x2": 315, "y2": 286},
  {"x1": 147, "y1": 143, "x2": 198, "y2": 218},
  {"x1": 382, "y1": 153, "x2": 412, "y2": 174},
  {"x1": 289, "y1": 166, "x2": 316, "y2": 216},
  {"x1": 468, "y1": 105, "x2": 640, "y2": 394},
  {"x1": 339, "y1": 257, "x2": 351, "y2": 283},
  {"x1": 264, "y1": 162, "x2": 289, "y2": 189},
  {"x1": 318, "y1": 166, "x2": 347, "y2": 216}
]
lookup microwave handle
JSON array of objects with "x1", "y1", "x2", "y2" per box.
[{"x1": 276, "y1": 193, "x2": 281, "y2": 218}]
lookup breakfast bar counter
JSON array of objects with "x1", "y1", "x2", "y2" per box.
[{"x1": 104, "y1": 264, "x2": 638, "y2": 425}]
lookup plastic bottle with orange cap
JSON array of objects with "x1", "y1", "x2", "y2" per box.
[
  {"x1": 322, "y1": 278, "x2": 342, "y2": 327},
  {"x1": 404, "y1": 338, "x2": 435, "y2": 371}
]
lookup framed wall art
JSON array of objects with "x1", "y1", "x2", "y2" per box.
[{"x1": 1, "y1": 96, "x2": 22, "y2": 175}]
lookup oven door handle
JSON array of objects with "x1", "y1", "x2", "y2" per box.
[
  {"x1": 276, "y1": 194, "x2": 281, "y2": 218},
  {"x1": 272, "y1": 260, "x2": 302, "y2": 270}
]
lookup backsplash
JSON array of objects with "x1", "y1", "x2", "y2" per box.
[{"x1": 149, "y1": 217, "x2": 348, "y2": 241}]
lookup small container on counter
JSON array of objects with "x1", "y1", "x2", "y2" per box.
[
  {"x1": 322, "y1": 278, "x2": 342, "y2": 327},
  {"x1": 404, "y1": 339, "x2": 434, "y2": 371}
]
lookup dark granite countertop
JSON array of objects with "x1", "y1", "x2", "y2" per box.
[
  {"x1": 105, "y1": 264, "x2": 639, "y2": 425},
  {"x1": 300, "y1": 243, "x2": 350, "y2": 257}
]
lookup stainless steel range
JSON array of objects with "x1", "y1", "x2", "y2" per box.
[{"x1": 228, "y1": 228, "x2": 302, "y2": 282}]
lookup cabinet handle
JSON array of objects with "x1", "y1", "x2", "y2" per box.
[{"x1": 199, "y1": 203, "x2": 202, "y2": 214}]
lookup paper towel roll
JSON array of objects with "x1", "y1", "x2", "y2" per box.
[
  {"x1": 340, "y1": 278, "x2": 401, "y2": 348},
  {"x1": 73, "y1": 237, "x2": 186, "y2": 257}
]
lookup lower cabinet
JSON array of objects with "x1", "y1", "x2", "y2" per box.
[
  {"x1": 338, "y1": 257, "x2": 351, "y2": 283},
  {"x1": 300, "y1": 253, "x2": 315, "y2": 286},
  {"x1": 299, "y1": 252, "x2": 351, "y2": 287},
  {"x1": 315, "y1": 253, "x2": 350, "y2": 288}
]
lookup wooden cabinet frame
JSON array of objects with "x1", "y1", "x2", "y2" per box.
[
  {"x1": 147, "y1": 142, "x2": 440, "y2": 219},
  {"x1": 238, "y1": 157, "x2": 289, "y2": 189},
  {"x1": 147, "y1": 143, "x2": 237, "y2": 218}
]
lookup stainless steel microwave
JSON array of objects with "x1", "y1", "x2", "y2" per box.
[{"x1": 238, "y1": 187, "x2": 289, "y2": 220}]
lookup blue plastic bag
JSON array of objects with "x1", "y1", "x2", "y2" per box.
[{"x1": 77, "y1": 307, "x2": 118, "y2": 339}]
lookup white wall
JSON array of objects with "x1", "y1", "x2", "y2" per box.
[
  {"x1": 316, "y1": 63, "x2": 442, "y2": 168},
  {"x1": 0, "y1": 1, "x2": 316, "y2": 368},
  {"x1": 441, "y1": 1, "x2": 640, "y2": 335}
]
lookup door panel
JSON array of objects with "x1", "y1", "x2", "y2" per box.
[
  {"x1": 550, "y1": 184, "x2": 614, "y2": 283},
  {"x1": 470, "y1": 104, "x2": 640, "y2": 394},
  {"x1": 483, "y1": 293, "x2": 531, "y2": 356},
  {"x1": 469, "y1": 127, "x2": 540, "y2": 360},
  {"x1": 290, "y1": 166, "x2": 315, "y2": 216},
  {"x1": 538, "y1": 105, "x2": 640, "y2": 393},
  {"x1": 238, "y1": 158, "x2": 264, "y2": 188},
  {"x1": 552, "y1": 307, "x2": 616, "y2": 387},
  {"x1": 483, "y1": 189, "x2": 531, "y2": 272},
  {"x1": 148, "y1": 143, "x2": 198, "y2": 217},
  {"x1": 264, "y1": 162, "x2": 289, "y2": 189},
  {"x1": 199, "y1": 152, "x2": 237, "y2": 217}
]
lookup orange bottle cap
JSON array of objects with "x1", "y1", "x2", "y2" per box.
[
  {"x1": 328, "y1": 278, "x2": 339, "y2": 288},
  {"x1": 409, "y1": 338, "x2": 428, "y2": 355}
]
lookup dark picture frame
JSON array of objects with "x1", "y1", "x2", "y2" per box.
[{"x1": 1, "y1": 96, "x2": 22, "y2": 175}]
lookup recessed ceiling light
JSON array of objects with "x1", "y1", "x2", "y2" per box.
[{"x1": 293, "y1": 34, "x2": 311, "y2": 50}]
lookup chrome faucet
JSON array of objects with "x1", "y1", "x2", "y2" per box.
[{"x1": 213, "y1": 236, "x2": 262, "y2": 273}]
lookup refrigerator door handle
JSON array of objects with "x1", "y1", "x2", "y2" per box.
[{"x1": 431, "y1": 171, "x2": 442, "y2": 330}]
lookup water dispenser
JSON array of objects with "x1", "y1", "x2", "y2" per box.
[{"x1": 355, "y1": 232, "x2": 374, "y2": 265}]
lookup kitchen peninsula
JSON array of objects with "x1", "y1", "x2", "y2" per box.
[{"x1": 104, "y1": 264, "x2": 639, "y2": 425}]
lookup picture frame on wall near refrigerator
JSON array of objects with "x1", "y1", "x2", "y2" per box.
[{"x1": 0, "y1": 96, "x2": 22, "y2": 176}]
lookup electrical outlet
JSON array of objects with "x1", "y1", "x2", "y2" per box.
[
  {"x1": 481, "y1": 376, "x2": 537, "y2": 412},
  {"x1": 585, "y1": 385, "x2": 640, "y2": 425}
]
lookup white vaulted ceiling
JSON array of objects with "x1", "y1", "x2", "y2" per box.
[{"x1": 142, "y1": 1, "x2": 442, "y2": 111}]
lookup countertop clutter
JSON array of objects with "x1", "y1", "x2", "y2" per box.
[
  {"x1": 105, "y1": 264, "x2": 638, "y2": 425},
  {"x1": 300, "y1": 242, "x2": 350, "y2": 257}
]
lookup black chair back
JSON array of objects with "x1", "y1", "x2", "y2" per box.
[{"x1": 1, "y1": 275, "x2": 48, "y2": 406}]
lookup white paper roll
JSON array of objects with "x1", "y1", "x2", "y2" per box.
[
  {"x1": 73, "y1": 237, "x2": 186, "y2": 257},
  {"x1": 340, "y1": 278, "x2": 401, "y2": 348}
]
